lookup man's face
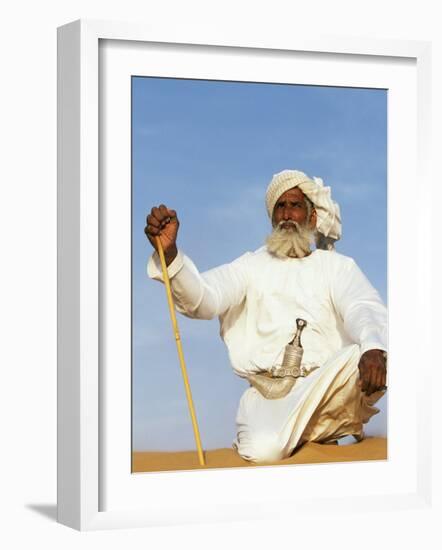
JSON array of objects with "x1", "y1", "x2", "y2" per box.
[{"x1": 272, "y1": 187, "x2": 315, "y2": 230}]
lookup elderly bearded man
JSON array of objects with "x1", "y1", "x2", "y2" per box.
[{"x1": 145, "y1": 170, "x2": 387, "y2": 463}]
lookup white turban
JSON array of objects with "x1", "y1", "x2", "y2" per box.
[{"x1": 265, "y1": 169, "x2": 342, "y2": 248}]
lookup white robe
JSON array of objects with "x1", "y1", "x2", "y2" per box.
[{"x1": 148, "y1": 247, "x2": 387, "y2": 462}]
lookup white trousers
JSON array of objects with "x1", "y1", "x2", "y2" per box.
[{"x1": 233, "y1": 345, "x2": 384, "y2": 463}]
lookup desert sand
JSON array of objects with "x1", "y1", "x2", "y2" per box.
[{"x1": 132, "y1": 436, "x2": 387, "y2": 473}]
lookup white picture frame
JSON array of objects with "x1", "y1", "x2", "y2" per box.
[{"x1": 57, "y1": 19, "x2": 433, "y2": 531}]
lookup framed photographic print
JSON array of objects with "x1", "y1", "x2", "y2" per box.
[
  {"x1": 132, "y1": 75, "x2": 389, "y2": 474},
  {"x1": 57, "y1": 19, "x2": 432, "y2": 530}
]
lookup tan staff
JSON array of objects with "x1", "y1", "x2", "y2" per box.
[{"x1": 154, "y1": 235, "x2": 206, "y2": 467}]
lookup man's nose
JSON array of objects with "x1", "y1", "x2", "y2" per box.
[{"x1": 283, "y1": 206, "x2": 291, "y2": 219}]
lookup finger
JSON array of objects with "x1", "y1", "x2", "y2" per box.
[
  {"x1": 377, "y1": 372, "x2": 386, "y2": 391},
  {"x1": 373, "y1": 368, "x2": 382, "y2": 393},
  {"x1": 159, "y1": 204, "x2": 169, "y2": 220},
  {"x1": 373, "y1": 368, "x2": 382, "y2": 391},
  {"x1": 147, "y1": 214, "x2": 161, "y2": 228},
  {"x1": 382, "y1": 356, "x2": 387, "y2": 386},
  {"x1": 159, "y1": 205, "x2": 177, "y2": 229},
  {"x1": 372, "y1": 363, "x2": 384, "y2": 390},
  {"x1": 359, "y1": 369, "x2": 369, "y2": 394},
  {"x1": 366, "y1": 369, "x2": 376, "y2": 396},
  {"x1": 151, "y1": 206, "x2": 166, "y2": 223},
  {"x1": 144, "y1": 224, "x2": 160, "y2": 237},
  {"x1": 380, "y1": 366, "x2": 387, "y2": 388},
  {"x1": 365, "y1": 379, "x2": 373, "y2": 396},
  {"x1": 370, "y1": 369, "x2": 379, "y2": 395}
]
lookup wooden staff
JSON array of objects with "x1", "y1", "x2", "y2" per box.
[{"x1": 155, "y1": 236, "x2": 206, "y2": 466}]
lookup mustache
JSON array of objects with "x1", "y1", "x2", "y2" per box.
[{"x1": 276, "y1": 219, "x2": 302, "y2": 230}]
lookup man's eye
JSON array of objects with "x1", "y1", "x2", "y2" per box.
[{"x1": 276, "y1": 202, "x2": 302, "y2": 208}]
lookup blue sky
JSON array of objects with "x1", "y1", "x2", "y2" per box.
[{"x1": 132, "y1": 77, "x2": 387, "y2": 451}]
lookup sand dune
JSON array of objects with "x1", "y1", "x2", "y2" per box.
[{"x1": 132, "y1": 436, "x2": 387, "y2": 473}]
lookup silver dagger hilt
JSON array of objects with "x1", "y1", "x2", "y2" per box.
[{"x1": 278, "y1": 318, "x2": 307, "y2": 378}]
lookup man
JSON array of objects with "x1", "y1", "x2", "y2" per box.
[{"x1": 145, "y1": 169, "x2": 387, "y2": 463}]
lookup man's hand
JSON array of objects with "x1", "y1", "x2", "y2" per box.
[
  {"x1": 145, "y1": 204, "x2": 179, "y2": 266},
  {"x1": 357, "y1": 349, "x2": 387, "y2": 396}
]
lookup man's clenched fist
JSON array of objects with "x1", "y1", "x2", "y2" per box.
[
  {"x1": 145, "y1": 204, "x2": 179, "y2": 266},
  {"x1": 357, "y1": 349, "x2": 387, "y2": 396}
]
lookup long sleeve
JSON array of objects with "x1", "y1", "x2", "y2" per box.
[
  {"x1": 147, "y1": 249, "x2": 250, "y2": 320},
  {"x1": 330, "y1": 256, "x2": 387, "y2": 355}
]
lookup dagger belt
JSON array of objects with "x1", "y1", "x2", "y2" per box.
[
  {"x1": 247, "y1": 364, "x2": 319, "y2": 400},
  {"x1": 246, "y1": 318, "x2": 315, "y2": 400}
]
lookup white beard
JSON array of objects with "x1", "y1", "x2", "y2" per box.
[{"x1": 265, "y1": 220, "x2": 314, "y2": 258}]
